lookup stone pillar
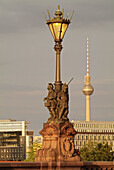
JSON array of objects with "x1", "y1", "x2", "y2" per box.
[{"x1": 35, "y1": 121, "x2": 80, "y2": 162}]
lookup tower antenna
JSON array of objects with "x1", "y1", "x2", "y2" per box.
[{"x1": 87, "y1": 36, "x2": 89, "y2": 76}]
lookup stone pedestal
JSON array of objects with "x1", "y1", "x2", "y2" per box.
[{"x1": 35, "y1": 121, "x2": 80, "y2": 162}]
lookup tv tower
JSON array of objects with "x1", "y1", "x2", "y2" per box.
[{"x1": 82, "y1": 36, "x2": 94, "y2": 121}]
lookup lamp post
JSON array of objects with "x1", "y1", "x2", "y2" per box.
[
  {"x1": 45, "y1": 6, "x2": 73, "y2": 92},
  {"x1": 35, "y1": 6, "x2": 81, "y2": 163}
]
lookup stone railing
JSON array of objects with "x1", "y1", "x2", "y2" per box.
[{"x1": 0, "y1": 161, "x2": 114, "y2": 170}]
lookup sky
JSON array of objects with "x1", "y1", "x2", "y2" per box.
[{"x1": 0, "y1": 0, "x2": 114, "y2": 135}]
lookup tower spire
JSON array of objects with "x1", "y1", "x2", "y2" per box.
[
  {"x1": 87, "y1": 36, "x2": 89, "y2": 76},
  {"x1": 82, "y1": 36, "x2": 94, "y2": 121}
]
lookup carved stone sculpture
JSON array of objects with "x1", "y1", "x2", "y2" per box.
[
  {"x1": 44, "y1": 83, "x2": 69, "y2": 123},
  {"x1": 44, "y1": 83, "x2": 56, "y2": 121},
  {"x1": 57, "y1": 83, "x2": 69, "y2": 120},
  {"x1": 35, "y1": 82, "x2": 81, "y2": 162}
]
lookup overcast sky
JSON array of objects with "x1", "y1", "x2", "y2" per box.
[{"x1": 0, "y1": 0, "x2": 114, "y2": 135}]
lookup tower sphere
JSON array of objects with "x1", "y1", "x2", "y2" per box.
[{"x1": 82, "y1": 84, "x2": 94, "y2": 95}]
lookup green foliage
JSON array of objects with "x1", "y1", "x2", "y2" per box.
[
  {"x1": 80, "y1": 140, "x2": 114, "y2": 161},
  {"x1": 25, "y1": 140, "x2": 42, "y2": 162}
]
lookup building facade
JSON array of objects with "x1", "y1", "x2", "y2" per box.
[
  {"x1": 72, "y1": 120, "x2": 114, "y2": 151},
  {"x1": 0, "y1": 119, "x2": 33, "y2": 161}
]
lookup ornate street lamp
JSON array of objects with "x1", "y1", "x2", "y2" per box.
[
  {"x1": 35, "y1": 6, "x2": 81, "y2": 163},
  {"x1": 44, "y1": 5, "x2": 73, "y2": 92}
]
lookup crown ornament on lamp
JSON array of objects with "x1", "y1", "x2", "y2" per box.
[{"x1": 44, "y1": 5, "x2": 74, "y2": 42}]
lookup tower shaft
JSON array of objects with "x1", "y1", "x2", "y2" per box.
[{"x1": 86, "y1": 95, "x2": 90, "y2": 121}]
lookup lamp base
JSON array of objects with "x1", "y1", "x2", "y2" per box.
[{"x1": 35, "y1": 121, "x2": 80, "y2": 162}]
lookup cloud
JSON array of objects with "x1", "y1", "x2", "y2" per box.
[
  {"x1": 0, "y1": 83, "x2": 45, "y2": 93},
  {"x1": 0, "y1": 0, "x2": 45, "y2": 34},
  {"x1": 0, "y1": 0, "x2": 113, "y2": 134},
  {"x1": 0, "y1": 0, "x2": 113, "y2": 34},
  {"x1": 93, "y1": 79, "x2": 114, "y2": 85},
  {"x1": 11, "y1": 90, "x2": 45, "y2": 96}
]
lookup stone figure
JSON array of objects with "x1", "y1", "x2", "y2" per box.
[
  {"x1": 57, "y1": 83, "x2": 69, "y2": 120},
  {"x1": 44, "y1": 83, "x2": 56, "y2": 120}
]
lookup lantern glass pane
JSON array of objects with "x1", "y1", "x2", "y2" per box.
[
  {"x1": 48, "y1": 24, "x2": 55, "y2": 40},
  {"x1": 61, "y1": 23, "x2": 68, "y2": 40},
  {"x1": 52, "y1": 23, "x2": 61, "y2": 41},
  {"x1": 48, "y1": 22, "x2": 69, "y2": 41}
]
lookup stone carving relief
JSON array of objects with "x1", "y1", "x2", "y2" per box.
[{"x1": 61, "y1": 138, "x2": 74, "y2": 158}]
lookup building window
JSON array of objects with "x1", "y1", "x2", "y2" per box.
[
  {"x1": 90, "y1": 136, "x2": 92, "y2": 140},
  {"x1": 86, "y1": 136, "x2": 88, "y2": 140},
  {"x1": 94, "y1": 136, "x2": 96, "y2": 140},
  {"x1": 82, "y1": 136, "x2": 84, "y2": 140},
  {"x1": 98, "y1": 136, "x2": 100, "y2": 140},
  {"x1": 78, "y1": 136, "x2": 80, "y2": 140}
]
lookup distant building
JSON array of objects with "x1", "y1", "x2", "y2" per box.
[
  {"x1": 33, "y1": 136, "x2": 43, "y2": 144},
  {"x1": 72, "y1": 120, "x2": 114, "y2": 151},
  {"x1": 0, "y1": 119, "x2": 33, "y2": 161}
]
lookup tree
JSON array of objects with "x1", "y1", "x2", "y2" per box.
[
  {"x1": 25, "y1": 140, "x2": 42, "y2": 162},
  {"x1": 80, "y1": 140, "x2": 114, "y2": 161}
]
